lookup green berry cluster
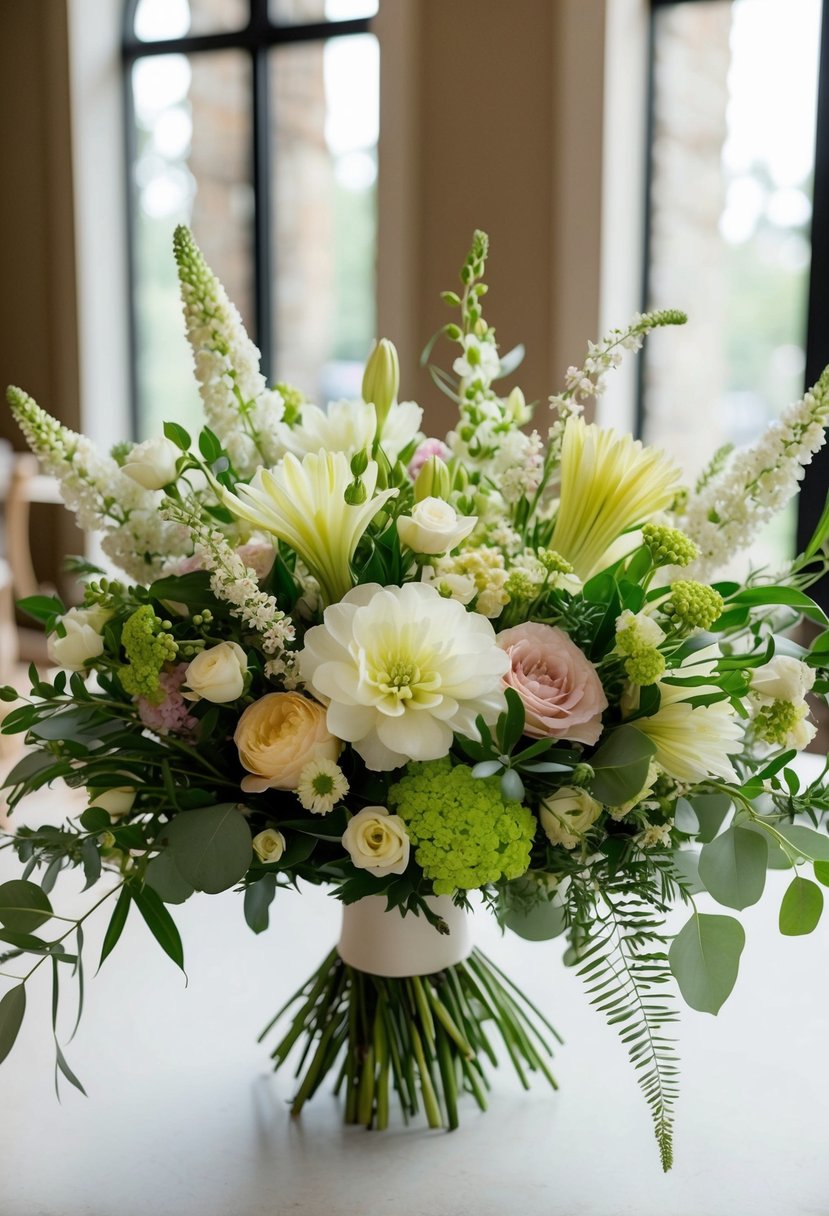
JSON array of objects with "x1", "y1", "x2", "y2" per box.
[
  {"x1": 663, "y1": 580, "x2": 724, "y2": 632},
  {"x1": 537, "y1": 548, "x2": 574, "y2": 576},
  {"x1": 754, "y1": 699, "x2": 800, "y2": 746},
  {"x1": 641, "y1": 523, "x2": 699, "y2": 569},
  {"x1": 119, "y1": 605, "x2": 178, "y2": 701},
  {"x1": 389, "y1": 759, "x2": 535, "y2": 896},
  {"x1": 624, "y1": 649, "x2": 666, "y2": 686}
]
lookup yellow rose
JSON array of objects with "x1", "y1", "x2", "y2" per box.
[
  {"x1": 234, "y1": 692, "x2": 340, "y2": 794},
  {"x1": 538, "y1": 787, "x2": 602, "y2": 850},
  {"x1": 342, "y1": 806, "x2": 410, "y2": 877},
  {"x1": 252, "y1": 828, "x2": 286, "y2": 864}
]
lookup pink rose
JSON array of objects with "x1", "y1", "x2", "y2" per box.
[{"x1": 497, "y1": 623, "x2": 608, "y2": 745}]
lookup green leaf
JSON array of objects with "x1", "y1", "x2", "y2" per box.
[
  {"x1": 779, "y1": 876, "x2": 824, "y2": 936},
  {"x1": 498, "y1": 687, "x2": 525, "y2": 754},
  {"x1": 698, "y1": 825, "x2": 767, "y2": 910},
  {"x1": 588, "y1": 725, "x2": 656, "y2": 805},
  {"x1": 132, "y1": 884, "x2": 185, "y2": 971},
  {"x1": 503, "y1": 900, "x2": 566, "y2": 942},
  {"x1": 145, "y1": 851, "x2": 195, "y2": 905},
  {"x1": 55, "y1": 1039, "x2": 87, "y2": 1097},
  {"x1": 669, "y1": 912, "x2": 745, "y2": 1015},
  {"x1": 163, "y1": 420, "x2": 192, "y2": 450},
  {"x1": 80, "y1": 807, "x2": 112, "y2": 833},
  {"x1": 244, "y1": 874, "x2": 277, "y2": 934},
  {"x1": 776, "y1": 825, "x2": 829, "y2": 862},
  {"x1": 725, "y1": 585, "x2": 828, "y2": 628},
  {"x1": 803, "y1": 487, "x2": 829, "y2": 560},
  {"x1": 98, "y1": 886, "x2": 131, "y2": 970},
  {"x1": 161, "y1": 804, "x2": 252, "y2": 894},
  {"x1": 80, "y1": 837, "x2": 102, "y2": 891},
  {"x1": 687, "y1": 794, "x2": 732, "y2": 843},
  {"x1": 16, "y1": 594, "x2": 64, "y2": 624},
  {"x1": 148, "y1": 571, "x2": 216, "y2": 610},
  {"x1": 0, "y1": 880, "x2": 53, "y2": 933},
  {"x1": 0, "y1": 985, "x2": 26, "y2": 1065},
  {"x1": 814, "y1": 860, "x2": 829, "y2": 887},
  {"x1": 670, "y1": 849, "x2": 705, "y2": 895},
  {"x1": 673, "y1": 798, "x2": 699, "y2": 835}
]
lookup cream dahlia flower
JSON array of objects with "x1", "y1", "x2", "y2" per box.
[
  {"x1": 627, "y1": 646, "x2": 743, "y2": 783},
  {"x1": 217, "y1": 450, "x2": 397, "y2": 605},
  {"x1": 299, "y1": 582, "x2": 509, "y2": 771},
  {"x1": 550, "y1": 418, "x2": 682, "y2": 580}
]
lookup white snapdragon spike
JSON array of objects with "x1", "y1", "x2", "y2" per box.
[
  {"x1": 163, "y1": 503, "x2": 297, "y2": 681},
  {"x1": 173, "y1": 226, "x2": 286, "y2": 475},
  {"x1": 453, "y1": 333, "x2": 501, "y2": 389},
  {"x1": 628, "y1": 646, "x2": 744, "y2": 783},
  {"x1": 216, "y1": 450, "x2": 398, "y2": 606},
  {"x1": 678, "y1": 369, "x2": 829, "y2": 579},
  {"x1": 491, "y1": 429, "x2": 544, "y2": 504},
  {"x1": 299, "y1": 582, "x2": 509, "y2": 771},
  {"x1": 7, "y1": 387, "x2": 191, "y2": 581}
]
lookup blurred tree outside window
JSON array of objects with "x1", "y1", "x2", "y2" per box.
[{"x1": 124, "y1": 0, "x2": 379, "y2": 439}]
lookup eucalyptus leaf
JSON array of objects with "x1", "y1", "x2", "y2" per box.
[
  {"x1": 814, "y1": 860, "x2": 829, "y2": 888},
  {"x1": 674, "y1": 798, "x2": 699, "y2": 835},
  {"x1": 588, "y1": 725, "x2": 656, "y2": 806},
  {"x1": 776, "y1": 825, "x2": 829, "y2": 862},
  {"x1": 161, "y1": 804, "x2": 252, "y2": 894},
  {"x1": 698, "y1": 825, "x2": 767, "y2": 910},
  {"x1": 669, "y1": 912, "x2": 745, "y2": 1015},
  {"x1": 779, "y1": 876, "x2": 824, "y2": 936},
  {"x1": 0, "y1": 985, "x2": 26, "y2": 1065},
  {"x1": 670, "y1": 848, "x2": 705, "y2": 895},
  {"x1": 0, "y1": 880, "x2": 53, "y2": 934},
  {"x1": 145, "y1": 851, "x2": 195, "y2": 905},
  {"x1": 503, "y1": 900, "x2": 567, "y2": 942},
  {"x1": 687, "y1": 794, "x2": 732, "y2": 843}
]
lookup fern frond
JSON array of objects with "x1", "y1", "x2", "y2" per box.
[{"x1": 577, "y1": 881, "x2": 680, "y2": 1171}]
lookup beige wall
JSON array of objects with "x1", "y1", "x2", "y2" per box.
[
  {"x1": 376, "y1": 0, "x2": 606, "y2": 433},
  {"x1": 0, "y1": 0, "x2": 82, "y2": 585}
]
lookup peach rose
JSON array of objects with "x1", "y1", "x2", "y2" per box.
[
  {"x1": 234, "y1": 692, "x2": 340, "y2": 794},
  {"x1": 497, "y1": 622, "x2": 608, "y2": 745}
]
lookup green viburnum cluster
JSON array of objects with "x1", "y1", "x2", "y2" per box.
[
  {"x1": 663, "y1": 580, "x2": 724, "y2": 632},
  {"x1": 640, "y1": 523, "x2": 698, "y2": 569},
  {"x1": 615, "y1": 613, "x2": 666, "y2": 687},
  {"x1": 754, "y1": 699, "x2": 805, "y2": 746},
  {"x1": 119, "y1": 604, "x2": 178, "y2": 700},
  {"x1": 389, "y1": 759, "x2": 536, "y2": 896}
]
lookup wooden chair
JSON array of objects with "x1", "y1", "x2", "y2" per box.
[{"x1": 2, "y1": 453, "x2": 62, "y2": 664}]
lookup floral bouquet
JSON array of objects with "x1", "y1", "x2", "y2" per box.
[{"x1": 2, "y1": 229, "x2": 828, "y2": 1171}]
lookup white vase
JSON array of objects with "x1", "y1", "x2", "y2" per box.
[{"x1": 337, "y1": 895, "x2": 473, "y2": 977}]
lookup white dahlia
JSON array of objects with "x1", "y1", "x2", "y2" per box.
[{"x1": 299, "y1": 582, "x2": 509, "y2": 771}]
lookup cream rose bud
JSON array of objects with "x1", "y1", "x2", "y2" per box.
[
  {"x1": 396, "y1": 498, "x2": 477, "y2": 555},
  {"x1": 122, "y1": 436, "x2": 180, "y2": 490},
  {"x1": 184, "y1": 641, "x2": 248, "y2": 703},
  {"x1": 750, "y1": 655, "x2": 815, "y2": 704},
  {"x1": 234, "y1": 692, "x2": 341, "y2": 793},
  {"x1": 342, "y1": 806, "x2": 410, "y2": 877},
  {"x1": 47, "y1": 606, "x2": 111, "y2": 670},
  {"x1": 539, "y1": 787, "x2": 602, "y2": 850},
  {"x1": 88, "y1": 786, "x2": 136, "y2": 821},
  {"x1": 252, "y1": 828, "x2": 287, "y2": 864}
]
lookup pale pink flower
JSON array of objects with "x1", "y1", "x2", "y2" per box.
[
  {"x1": 137, "y1": 663, "x2": 199, "y2": 737},
  {"x1": 235, "y1": 540, "x2": 276, "y2": 580},
  {"x1": 408, "y1": 438, "x2": 450, "y2": 479},
  {"x1": 497, "y1": 623, "x2": 608, "y2": 745}
]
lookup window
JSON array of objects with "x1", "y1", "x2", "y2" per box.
[
  {"x1": 123, "y1": 0, "x2": 379, "y2": 439},
  {"x1": 641, "y1": 0, "x2": 829, "y2": 581}
]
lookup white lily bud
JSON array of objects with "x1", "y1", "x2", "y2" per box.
[{"x1": 362, "y1": 338, "x2": 400, "y2": 436}]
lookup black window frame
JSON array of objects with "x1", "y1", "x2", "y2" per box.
[
  {"x1": 122, "y1": 0, "x2": 375, "y2": 438},
  {"x1": 640, "y1": 0, "x2": 829, "y2": 593}
]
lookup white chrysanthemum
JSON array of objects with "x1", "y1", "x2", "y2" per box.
[
  {"x1": 296, "y1": 757, "x2": 349, "y2": 815},
  {"x1": 628, "y1": 646, "x2": 743, "y2": 783},
  {"x1": 299, "y1": 582, "x2": 509, "y2": 771},
  {"x1": 284, "y1": 399, "x2": 423, "y2": 463}
]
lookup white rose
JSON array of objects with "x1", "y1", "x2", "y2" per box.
[
  {"x1": 539, "y1": 787, "x2": 602, "y2": 850},
  {"x1": 88, "y1": 786, "x2": 136, "y2": 821},
  {"x1": 252, "y1": 828, "x2": 286, "y2": 864},
  {"x1": 122, "y1": 436, "x2": 180, "y2": 490},
  {"x1": 342, "y1": 806, "x2": 410, "y2": 877},
  {"x1": 184, "y1": 641, "x2": 248, "y2": 703},
  {"x1": 396, "y1": 498, "x2": 477, "y2": 555},
  {"x1": 47, "y1": 606, "x2": 111, "y2": 670},
  {"x1": 750, "y1": 656, "x2": 815, "y2": 705}
]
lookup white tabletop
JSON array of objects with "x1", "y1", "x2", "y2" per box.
[{"x1": 2, "y1": 757, "x2": 828, "y2": 1216}]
